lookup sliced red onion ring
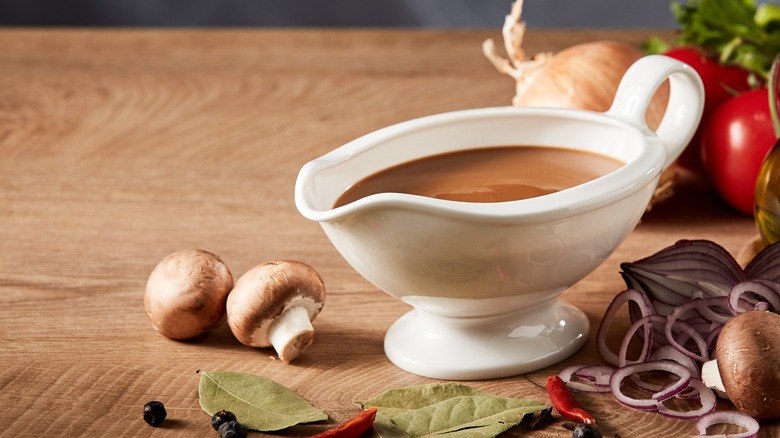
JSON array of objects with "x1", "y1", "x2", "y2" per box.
[
  {"x1": 619, "y1": 314, "x2": 657, "y2": 367},
  {"x1": 672, "y1": 383, "x2": 703, "y2": 401},
  {"x1": 657, "y1": 378, "x2": 716, "y2": 420},
  {"x1": 558, "y1": 364, "x2": 586, "y2": 381},
  {"x1": 691, "y1": 410, "x2": 760, "y2": 438},
  {"x1": 558, "y1": 364, "x2": 613, "y2": 393},
  {"x1": 690, "y1": 296, "x2": 733, "y2": 324},
  {"x1": 629, "y1": 343, "x2": 701, "y2": 394},
  {"x1": 728, "y1": 280, "x2": 780, "y2": 314},
  {"x1": 609, "y1": 360, "x2": 692, "y2": 410},
  {"x1": 649, "y1": 345, "x2": 701, "y2": 378},
  {"x1": 574, "y1": 365, "x2": 615, "y2": 387},
  {"x1": 664, "y1": 301, "x2": 712, "y2": 363},
  {"x1": 653, "y1": 377, "x2": 692, "y2": 403},
  {"x1": 598, "y1": 288, "x2": 654, "y2": 366}
]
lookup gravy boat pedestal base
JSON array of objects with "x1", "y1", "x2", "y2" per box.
[{"x1": 385, "y1": 296, "x2": 588, "y2": 380}]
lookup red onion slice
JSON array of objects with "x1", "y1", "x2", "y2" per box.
[
  {"x1": 558, "y1": 364, "x2": 613, "y2": 393},
  {"x1": 609, "y1": 360, "x2": 692, "y2": 410},
  {"x1": 692, "y1": 410, "x2": 760, "y2": 438},
  {"x1": 574, "y1": 365, "x2": 615, "y2": 387},
  {"x1": 689, "y1": 296, "x2": 733, "y2": 324},
  {"x1": 728, "y1": 280, "x2": 780, "y2": 314},
  {"x1": 598, "y1": 288, "x2": 654, "y2": 366},
  {"x1": 657, "y1": 378, "x2": 716, "y2": 420},
  {"x1": 649, "y1": 345, "x2": 701, "y2": 378},
  {"x1": 664, "y1": 301, "x2": 712, "y2": 363},
  {"x1": 558, "y1": 364, "x2": 586, "y2": 381},
  {"x1": 630, "y1": 343, "x2": 693, "y2": 393},
  {"x1": 650, "y1": 367, "x2": 692, "y2": 403},
  {"x1": 618, "y1": 314, "x2": 658, "y2": 367}
]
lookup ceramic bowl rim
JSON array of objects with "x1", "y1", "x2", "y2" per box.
[{"x1": 295, "y1": 106, "x2": 665, "y2": 222}]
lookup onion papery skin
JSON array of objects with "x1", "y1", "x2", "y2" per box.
[{"x1": 513, "y1": 41, "x2": 668, "y2": 130}]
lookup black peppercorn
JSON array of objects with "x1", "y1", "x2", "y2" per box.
[
  {"x1": 211, "y1": 410, "x2": 238, "y2": 431},
  {"x1": 571, "y1": 422, "x2": 602, "y2": 438},
  {"x1": 218, "y1": 420, "x2": 248, "y2": 438},
  {"x1": 143, "y1": 400, "x2": 167, "y2": 427}
]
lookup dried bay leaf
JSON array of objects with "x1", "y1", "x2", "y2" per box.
[
  {"x1": 373, "y1": 411, "x2": 413, "y2": 438},
  {"x1": 198, "y1": 370, "x2": 327, "y2": 431},
  {"x1": 356, "y1": 382, "x2": 491, "y2": 417},
  {"x1": 389, "y1": 395, "x2": 544, "y2": 437},
  {"x1": 355, "y1": 383, "x2": 548, "y2": 437}
]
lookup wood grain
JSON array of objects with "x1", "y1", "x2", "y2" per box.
[{"x1": 0, "y1": 28, "x2": 773, "y2": 437}]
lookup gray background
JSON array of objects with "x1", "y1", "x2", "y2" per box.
[{"x1": 0, "y1": 0, "x2": 681, "y2": 28}]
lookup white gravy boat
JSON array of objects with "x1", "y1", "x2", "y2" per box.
[{"x1": 295, "y1": 55, "x2": 704, "y2": 380}]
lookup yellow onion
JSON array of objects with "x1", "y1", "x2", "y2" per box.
[{"x1": 483, "y1": 0, "x2": 674, "y2": 208}]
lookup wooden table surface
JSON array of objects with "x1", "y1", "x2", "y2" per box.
[{"x1": 0, "y1": 28, "x2": 774, "y2": 437}]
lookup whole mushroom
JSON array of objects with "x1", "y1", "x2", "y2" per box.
[
  {"x1": 701, "y1": 310, "x2": 780, "y2": 420},
  {"x1": 144, "y1": 249, "x2": 234, "y2": 340},
  {"x1": 227, "y1": 260, "x2": 325, "y2": 363}
]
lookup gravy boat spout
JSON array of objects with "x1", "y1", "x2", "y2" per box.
[{"x1": 295, "y1": 55, "x2": 703, "y2": 380}]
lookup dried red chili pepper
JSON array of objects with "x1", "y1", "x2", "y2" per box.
[
  {"x1": 309, "y1": 407, "x2": 378, "y2": 438},
  {"x1": 545, "y1": 375, "x2": 597, "y2": 425}
]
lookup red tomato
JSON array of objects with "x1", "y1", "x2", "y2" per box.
[
  {"x1": 700, "y1": 87, "x2": 776, "y2": 214},
  {"x1": 663, "y1": 47, "x2": 752, "y2": 173}
]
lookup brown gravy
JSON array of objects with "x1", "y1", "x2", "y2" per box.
[{"x1": 334, "y1": 146, "x2": 624, "y2": 207}]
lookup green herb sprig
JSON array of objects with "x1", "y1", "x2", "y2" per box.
[{"x1": 672, "y1": 0, "x2": 780, "y2": 79}]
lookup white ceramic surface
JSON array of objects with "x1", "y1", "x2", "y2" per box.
[{"x1": 295, "y1": 55, "x2": 704, "y2": 380}]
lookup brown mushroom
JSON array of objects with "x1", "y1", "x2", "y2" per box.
[
  {"x1": 144, "y1": 249, "x2": 234, "y2": 340},
  {"x1": 226, "y1": 260, "x2": 325, "y2": 363},
  {"x1": 701, "y1": 310, "x2": 780, "y2": 420}
]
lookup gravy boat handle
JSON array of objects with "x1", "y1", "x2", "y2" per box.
[{"x1": 606, "y1": 54, "x2": 705, "y2": 170}]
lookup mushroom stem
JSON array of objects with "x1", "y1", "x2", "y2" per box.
[
  {"x1": 701, "y1": 359, "x2": 728, "y2": 397},
  {"x1": 268, "y1": 305, "x2": 315, "y2": 363}
]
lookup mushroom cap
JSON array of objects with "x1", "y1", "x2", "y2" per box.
[
  {"x1": 226, "y1": 260, "x2": 325, "y2": 347},
  {"x1": 144, "y1": 249, "x2": 234, "y2": 340},
  {"x1": 716, "y1": 310, "x2": 780, "y2": 420}
]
